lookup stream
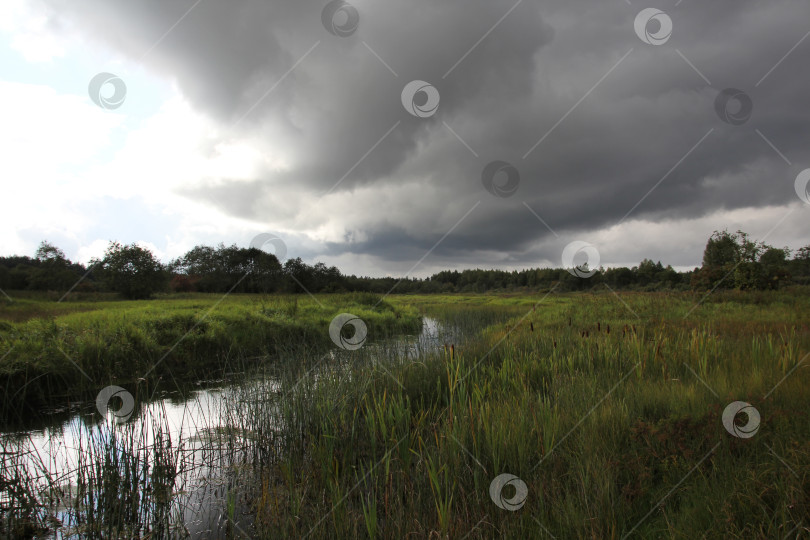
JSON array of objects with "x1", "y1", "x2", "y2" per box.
[{"x1": 1, "y1": 316, "x2": 460, "y2": 538}]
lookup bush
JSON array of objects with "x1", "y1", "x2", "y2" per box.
[{"x1": 95, "y1": 242, "x2": 168, "y2": 300}]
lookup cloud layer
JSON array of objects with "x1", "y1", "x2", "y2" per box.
[{"x1": 10, "y1": 0, "x2": 810, "y2": 274}]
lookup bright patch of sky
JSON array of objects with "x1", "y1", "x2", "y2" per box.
[{"x1": 0, "y1": 0, "x2": 283, "y2": 265}]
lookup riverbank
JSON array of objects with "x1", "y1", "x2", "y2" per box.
[{"x1": 0, "y1": 292, "x2": 422, "y2": 419}]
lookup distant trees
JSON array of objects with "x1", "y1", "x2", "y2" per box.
[
  {"x1": 94, "y1": 242, "x2": 169, "y2": 299},
  {"x1": 424, "y1": 262, "x2": 685, "y2": 293},
  {"x1": 793, "y1": 246, "x2": 810, "y2": 286},
  {"x1": 0, "y1": 241, "x2": 87, "y2": 293},
  {"x1": 603, "y1": 266, "x2": 635, "y2": 288},
  {"x1": 691, "y1": 230, "x2": 798, "y2": 291},
  {"x1": 633, "y1": 259, "x2": 679, "y2": 287},
  {"x1": 166, "y1": 245, "x2": 348, "y2": 294},
  {"x1": 702, "y1": 230, "x2": 739, "y2": 268},
  {"x1": 691, "y1": 231, "x2": 738, "y2": 290},
  {"x1": 29, "y1": 242, "x2": 80, "y2": 291},
  {"x1": 759, "y1": 247, "x2": 791, "y2": 288},
  {"x1": 170, "y1": 244, "x2": 284, "y2": 293},
  {"x1": 0, "y1": 231, "x2": 808, "y2": 298}
]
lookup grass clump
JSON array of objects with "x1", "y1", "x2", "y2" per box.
[{"x1": 0, "y1": 292, "x2": 421, "y2": 418}]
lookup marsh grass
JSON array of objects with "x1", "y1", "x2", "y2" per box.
[
  {"x1": 2, "y1": 290, "x2": 809, "y2": 538},
  {"x1": 1, "y1": 401, "x2": 188, "y2": 539},
  {"x1": 0, "y1": 293, "x2": 421, "y2": 418},
  {"x1": 0, "y1": 436, "x2": 60, "y2": 538},
  {"x1": 65, "y1": 402, "x2": 185, "y2": 538},
  {"x1": 240, "y1": 290, "x2": 809, "y2": 538}
]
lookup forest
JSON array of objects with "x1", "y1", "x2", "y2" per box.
[{"x1": 1, "y1": 230, "x2": 808, "y2": 299}]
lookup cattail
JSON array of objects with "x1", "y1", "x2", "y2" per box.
[
  {"x1": 597, "y1": 322, "x2": 601, "y2": 332},
  {"x1": 530, "y1": 322, "x2": 534, "y2": 332},
  {"x1": 607, "y1": 324, "x2": 610, "y2": 334},
  {"x1": 553, "y1": 340, "x2": 557, "y2": 348},
  {"x1": 451, "y1": 344, "x2": 455, "y2": 360},
  {"x1": 568, "y1": 317, "x2": 572, "y2": 327},
  {"x1": 586, "y1": 331, "x2": 590, "y2": 338}
]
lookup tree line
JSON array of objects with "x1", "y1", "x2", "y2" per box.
[{"x1": 0, "y1": 230, "x2": 807, "y2": 299}]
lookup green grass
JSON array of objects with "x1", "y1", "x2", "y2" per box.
[
  {"x1": 2, "y1": 289, "x2": 809, "y2": 538},
  {"x1": 243, "y1": 289, "x2": 809, "y2": 538},
  {"x1": 0, "y1": 292, "x2": 421, "y2": 416}
]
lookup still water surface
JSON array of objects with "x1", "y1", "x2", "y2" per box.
[{"x1": 2, "y1": 317, "x2": 460, "y2": 537}]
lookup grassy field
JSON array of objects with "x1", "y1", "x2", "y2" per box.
[
  {"x1": 1, "y1": 288, "x2": 809, "y2": 538},
  {"x1": 0, "y1": 292, "x2": 422, "y2": 417}
]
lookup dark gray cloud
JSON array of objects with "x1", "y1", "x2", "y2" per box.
[{"x1": 42, "y1": 0, "x2": 810, "y2": 271}]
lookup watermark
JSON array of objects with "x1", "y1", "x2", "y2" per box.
[
  {"x1": 482, "y1": 160, "x2": 520, "y2": 198},
  {"x1": 489, "y1": 473, "x2": 528, "y2": 511},
  {"x1": 562, "y1": 241, "x2": 600, "y2": 278},
  {"x1": 722, "y1": 401, "x2": 760, "y2": 438},
  {"x1": 401, "y1": 80, "x2": 440, "y2": 118},
  {"x1": 250, "y1": 233, "x2": 288, "y2": 261},
  {"x1": 96, "y1": 385, "x2": 135, "y2": 423},
  {"x1": 321, "y1": 0, "x2": 359, "y2": 37},
  {"x1": 634, "y1": 8, "x2": 672, "y2": 46},
  {"x1": 795, "y1": 169, "x2": 810, "y2": 204},
  {"x1": 714, "y1": 88, "x2": 753, "y2": 126},
  {"x1": 329, "y1": 313, "x2": 368, "y2": 350},
  {"x1": 88, "y1": 72, "x2": 127, "y2": 110}
]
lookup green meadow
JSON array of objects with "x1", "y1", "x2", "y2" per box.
[
  {"x1": 1, "y1": 289, "x2": 809, "y2": 538},
  {"x1": 0, "y1": 292, "x2": 421, "y2": 416}
]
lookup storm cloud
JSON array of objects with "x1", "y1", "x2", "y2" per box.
[{"x1": 34, "y1": 0, "x2": 810, "y2": 273}]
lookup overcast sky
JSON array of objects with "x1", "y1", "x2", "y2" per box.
[{"x1": 1, "y1": 0, "x2": 808, "y2": 277}]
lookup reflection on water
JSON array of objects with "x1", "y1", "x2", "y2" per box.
[{"x1": 0, "y1": 317, "x2": 459, "y2": 538}]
